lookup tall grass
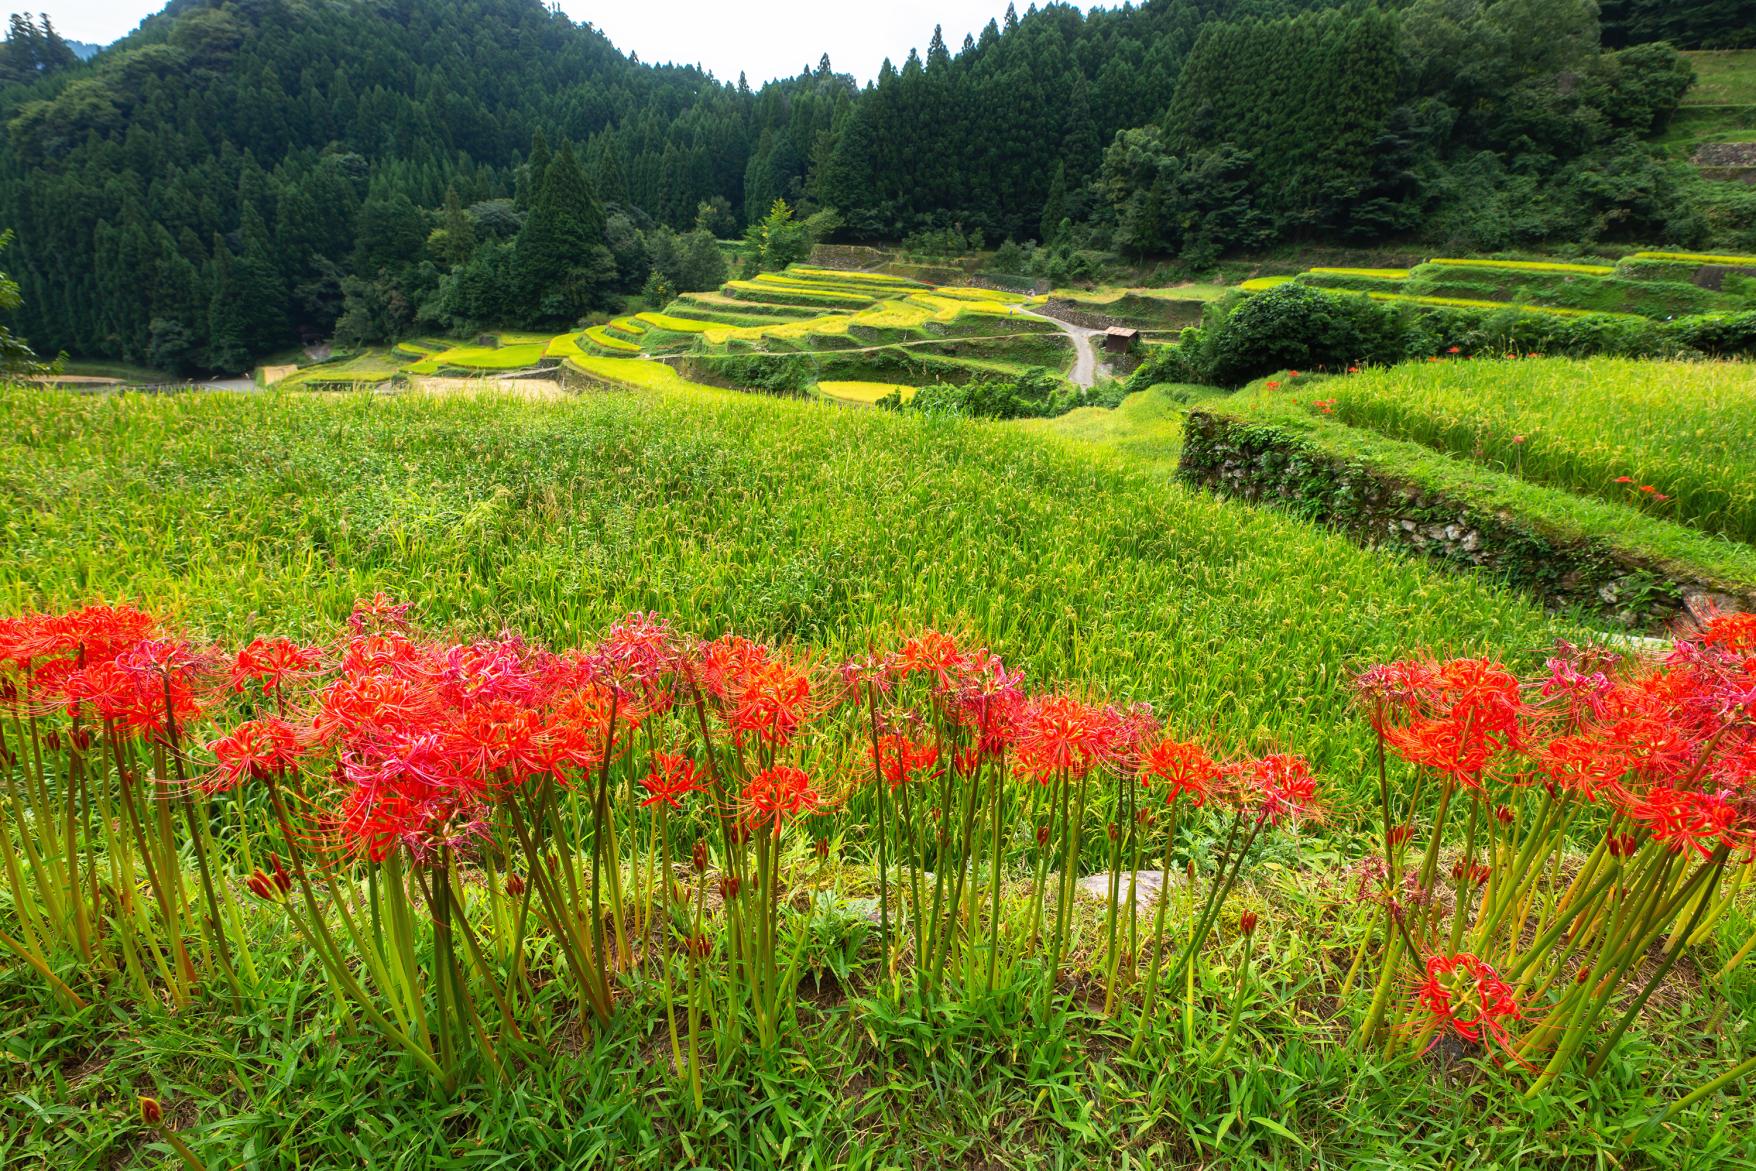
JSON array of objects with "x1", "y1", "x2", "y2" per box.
[{"x1": 1321, "y1": 357, "x2": 1756, "y2": 542}]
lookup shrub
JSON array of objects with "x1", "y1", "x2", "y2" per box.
[
  {"x1": 1142, "y1": 287, "x2": 1756, "y2": 389},
  {"x1": 879, "y1": 367, "x2": 1120, "y2": 420}
]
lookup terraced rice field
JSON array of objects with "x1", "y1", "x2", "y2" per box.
[
  {"x1": 1316, "y1": 357, "x2": 1756, "y2": 542},
  {"x1": 1247, "y1": 250, "x2": 1756, "y2": 319},
  {"x1": 280, "y1": 265, "x2": 1067, "y2": 401}
]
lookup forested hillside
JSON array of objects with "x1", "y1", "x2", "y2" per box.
[{"x1": 0, "y1": 0, "x2": 1750, "y2": 373}]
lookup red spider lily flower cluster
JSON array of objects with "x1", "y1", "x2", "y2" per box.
[
  {"x1": 871, "y1": 733, "x2": 939, "y2": 789},
  {"x1": 697, "y1": 635, "x2": 813, "y2": 747},
  {"x1": 1415, "y1": 952, "x2": 1523, "y2": 1054},
  {"x1": 1364, "y1": 612, "x2": 1756, "y2": 859},
  {"x1": 1230, "y1": 753, "x2": 1321, "y2": 826},
  {"x1": 0, "y1": 604, "x2": 208, "y2": 735},
  {"x1": 742, "y1": 765, "x2": 824, "y2": 829},
  {"x1": 1362, "y1": 658, "x2": 1527, "y2": 787}
]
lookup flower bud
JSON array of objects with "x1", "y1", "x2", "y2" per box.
[
  {"x1": 719, "y1": 875, "x2": 740, "y2": 900},
  {"x1": 1035, "y1": 825, "x2": 1050, "y2": 848},
  {"x1": 815, "y1": 839, "x2": 830, "y2": 859},
  {"x1": 44, "y1": 729, "x2": 62, "y2": 751},
  {"x1": 1494, "y1": 805, "x2": 1513, "y2": 826},
  {"x1": 691, "y1": 840, "x2": 708, "y2": 872},
  {"x1": 269, "y1": 853, "x2": 292, "y2": 892},
  {"x1": 504, "y1": 874, "x2": 526, "y2": 898},
  {"x1": 1239, "y1": 911, "x2": 1258, "y2": 936},
  {"x1": 139, "y1": 1097, "x2": 163, "y2": 1126},
  {"x1": 70, "y1": 726, "x2": 93, "y2": 750},
  {"x1": 1387, "y1": 825, "x2": 1413, "y2": 849},
  {"x1": 1106, "y1": 822, "x2": 1118, "y2": 842}
]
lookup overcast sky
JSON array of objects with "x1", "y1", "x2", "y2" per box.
[{"x1": 31, "y1": 2, "x2": 1084, "y2": 85}]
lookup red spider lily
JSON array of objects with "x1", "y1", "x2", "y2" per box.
[
  {"x1": 206, "y1": 717, "x2": 308, "y2": 791},
  {"x1": 893, "y1": 629, "x2": 966, "y2": 689},
  {"x1": 1369, "y1": 657, "x2": 1527, "y2": 784},
  {"x1": 348, "y1": 592, "x2": 412, "y2": 633},
  {"x1": 1415, "y1": 952, "x2": 1522, "y2": 1054},
  {"x1": 871, "y1": 732, "x2": 939, "y2": 788},
  {"x1": 837, "y1": 650, "x2": 895, "y2": 694},
  {"x1": 340, "y1": 632, "x2": 428, "y2": 679},
  {"x1": 1265, "y1": 380, "x2": 1281, "y2": 390},
  {"x1": 231, "y1": 637, "x2": 322, "y2": 693},
  {"x1": 741, "y1": 765, "x2": 824, "y2": 830},
  {"x1": 592, "y1": 612, "x2": 677, "y2": 697},
  {"x1": 1011, "y1": 693, "x2": 1119, "y2": 782},
  {"x1": 1107, "y1": 703, "x2": 1162, "y2": 773},
  {"x1": 640, "y1": 753, "x2": 703, "y2": 808},
  {"x1": 1536, "y1": 734, "x2": 1636, "y2": 803},
  {"x1": 728, "y1": 659, "x2": 813, "y2": 747},
  {"x1": 313, "y1": 673, "x2": 436, "y2": 743},
  {"x1": 437, "y1": 635, "x2": 550, "y2": 709},
  {"x1": 452, "y1": 699, "x2": 552, "y2": 779},
  {"x1": 1356, "y1": 660, "x2": 1441, "y2": 713},
  {"x1": 1540, "y1": 642, "x2": 1621, "y2": 725},
  {"x1": 1622, "y1": 786, "x2": 1739, "y2": 859},
  {"x1": 1383, "y1": 717, "x2": 1502, "y2": 785},
  {"x1": 25, "y1": 603, "x2": 160, "y2": 666},
  {"x1": 1140, "y1": 735, "x2": 1219, "y2": 806},
  {"x1": 1231, "y1": 753, "x2": 1320, "y2": 826},
  {"x1": 334, "y1": 731, "x2": 492, "y2": 862},
  {"x1": 1511, "y1": 434, "x2": 1525, "y2": 445},
  {"x1": 1701, "y1": 612, "x2": 1756, "y2": 656},
  {"x1": 539, "y1": 686, "x2": 614, "y2": 778},
  {"x1": 1614, "y1": 476, "x2": 1634, "y2": 484},
  {"x1": 947, "y1": 647, "x2": 1026, "y2": 757},
  {"x1": 697, "y1": 635, "x2": 815, "y2": 747}
]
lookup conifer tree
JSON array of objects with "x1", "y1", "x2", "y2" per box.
[{"x1": 511, "y1": 141, "x2": 614, "y2": 323}]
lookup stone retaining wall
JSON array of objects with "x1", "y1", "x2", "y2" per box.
[{"x1": 1178, "y1": 410, "x2": 1756, "y2": 629}]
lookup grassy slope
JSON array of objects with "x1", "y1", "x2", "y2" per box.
[
  {"x1": 1684, "y1": 50, "x2": 1756, "y2": 107},
  {"x1": 1, "y1": 384, "x2": 1751, "y2": 1168},
  {"x1": 1320, "y1": 358, "x2": 1756, "y2": 543}
]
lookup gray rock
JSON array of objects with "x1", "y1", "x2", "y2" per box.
[{"x1": 1070, "y1": 869, "x2": 1177, "y2": 910}]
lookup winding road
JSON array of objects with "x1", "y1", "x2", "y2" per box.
[{"x1": 1022, "y1": 306, "x2": 1105, "y2": 387}]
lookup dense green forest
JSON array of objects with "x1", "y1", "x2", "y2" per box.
[{"x1": 0, "y1": 0, "x2": 1750, "y2": 372}]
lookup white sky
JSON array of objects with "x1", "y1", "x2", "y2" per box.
[{"x1": 29, "y1": 2, "x2": 1085, "y2": 85}]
